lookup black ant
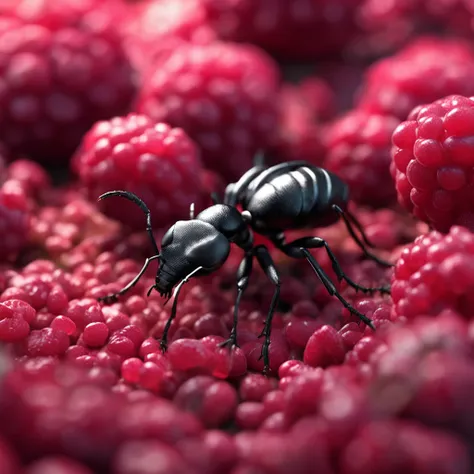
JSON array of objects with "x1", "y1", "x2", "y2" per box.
[{"x1": 97, "y1": 159, "x2": 392, "y2": 374}]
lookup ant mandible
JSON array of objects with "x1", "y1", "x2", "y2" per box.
[{"x1": 98, "y1": 156, "x2": 392, "y2": 374}]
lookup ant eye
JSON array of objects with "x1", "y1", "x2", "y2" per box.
[{"x1": 161, "y1": 225, "x2": 175, "y2": 247}]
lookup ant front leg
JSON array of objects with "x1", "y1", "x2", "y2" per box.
[
  {"x1": 253, "y1": 245, "x2": 281, "y2": 376},
  {"x1": 98, "y1": 255, "x2": 160, "y2": 304},
  {"x1": 219, "y1": 252, "x2": 254, "y2": 349},
  {"x1": 160, "y1": 266, "x2": 203, "y2": 352},
  {"x1": 279, "y1": 236, "x2": 390, "y2": 295}
]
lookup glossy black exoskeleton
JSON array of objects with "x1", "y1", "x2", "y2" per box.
[{"x1": 98, "y1": 160, "x2": 392, "y2": 374}]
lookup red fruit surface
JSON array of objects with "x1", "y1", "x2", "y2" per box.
[
  {"x1": 0, "y1": 4, "x2": 135, "y2": 164},
  {"x1": 325, "y1": 110, "x2": 400, "y2": 206},
  {"x1": 168, "y1": 338, "x2": 214, "y2": 373},
  {"x1": 391, "y1": 94, "x2": 474, "y2": 231},
  {"x1": 174, "y1": 375, "x2": 238, "y2": 428},
  {"x1": 0, "y1": 437, "x2": 20, "y2": 474},
  {"x1": 340, "y1": 420, "x2": 469, "y2": 474},
  {"x1": 113, "y1": 440, "x2": 194, "y2": 474},
  {"x1": 358, "y1": 37, "x2": 474, "y2": 120},
  {"x1": 202, "y1": 0, "x2": 362, "y2": 60},
  {"x1": 25, "y1": 457, "x2": 94, "y2": 474},
  {"x1": 26, "y1": 328, "x2": 70, "y2": 356},
  {"x1": 122, "y1": 0, "x2": 215, "y2": 74},
  {"x1": 304, "y1": 325, "x2": 347, "y2": 368},
  {"x1": 0, "y1": 180, "x2": 30, "y2": 262},
  {"x1": 392, "y1": 226, "x2": 474, "y2": 319},
  {"x1": 270, "y1": 84, "x2": 324, "y2": 165},
  {"x1": 136, "y1": 41, "x2": 280, "y2": 181},
  {"x1": 239, "y1": 373, "x2": 276, "y2": 402},
  {"x1": 75, "y1": 113, "x2": 206, "y2": 230}
]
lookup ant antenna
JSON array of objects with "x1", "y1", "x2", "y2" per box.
[{"x1": 98, "y1": 190, "x2": 160, "y2": 255}]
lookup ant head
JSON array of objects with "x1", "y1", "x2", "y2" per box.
[{"x1": 154, "y1": 220, "x2": 231, "y2": 295}]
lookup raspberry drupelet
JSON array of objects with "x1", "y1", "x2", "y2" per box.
[
  {"x1": 325, "y1": 110, "x2": 400, "y2": 207},
  {"x1": 0, "y1": 180, "x2": 30, "y2": 262},
  {"x1": 136, "y1": 41, "x2": 281, "y2": 181},
  {"x1": 0, "y1": 3, "x2": 135, "y2": 164},
  {"x1": 358, "y1": 37, "x2": 474, "y2": 120},
  {"x1": 75, "y1": 113, "x2": 206, "y2": 230},
  {"x1": 392, "y1": 226, "x2": 474, "y2": 320},
  {"x1": 391, "y1": 94, "x2": 474, "y2": 231}
]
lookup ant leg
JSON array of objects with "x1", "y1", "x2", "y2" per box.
[
  {"x1": 160, "y1": 266, "x2": 203, "y2": 352},
  {"x1": 253, "y1": 245, "x2": 281, "y2": 376},
  {"x1": 332, "y1": 204, "x2": 393, "y2": 268},
  {"x1": 219, "y1": 252, "x2": 254, "y2": 349},
  {"x1": 281, "y1": 236, "x2": 390, "y2": 295},
  {"x1": 253, "y1": 149, "x2": 266, "y2": 167},
  {"x1": 189, "y1": 202, "x2": 195, "y2": 219},
  {"x1": 99, "y1": 190, "x2": 160, "y2": 255},
  {"x1": 299, "y1": 248, "x2": 375, "y2": 330},
  {"x1": 210, "y1": 192, "x2": 221, "y2": 204},
  {"x1": 98, "y1": 254, "x2": 160, "y2": 304}
]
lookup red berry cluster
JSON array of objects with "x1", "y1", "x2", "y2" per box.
[{"x1": 1, "y1": 0, "x2": 474, "y2": 473}]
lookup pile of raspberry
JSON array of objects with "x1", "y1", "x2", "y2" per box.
[{"x1": 2, "y1": 1, "x2": 474, "y2": 473}]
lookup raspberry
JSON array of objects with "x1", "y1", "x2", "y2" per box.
[
  {"x1": 136, "y1": 42, "x2": 280, "y2": 181},
  {"x1": 325, "y1": 110, "x2": 400, "y2": 207},
  {"x1": 201, "y1": 431, "x2": 238, "y2": 474},
  {"x1": 361, "y1": 0, "x2": 474, "y2": 41},
  {"x1": 6, "y1": 159, "x2": 51, "y2": 201},
  {"x1": 200, "y1": 336, "x2": 248, "y2": 379},
  {"x1": 297, "y1": 77, "x2": 336, "y2": 122},
  {"x1": 2, "y1": 299, "x2": 36, "y2": 323},
  {"x1": 26, "y1": 327, "x2": 70, "y2": 356},
  {"x1": 82, "y1": 321, "x2": 109, "y2": 347},
  {"x1": 0, "y1": 299, "x2": 33, "y2": 343},
  {"x1": 242, "y1": 335, "x2": 290, "y2": 375},
  {"x1": 138, "y1": 361, "x2": 165, "y2": 392},
  {"x1": 25, "y1": 457, "x2": 94, "y2": 474},
  {"x1": 358, "y1": 37, "x2": 474, "y2": 120},
  {"x1": 174, "y1": 375, "x2": 238, "y2": 428},
  {"x1": 121, "y1": 357, "x2": 143, "y2": 384},
  {"x1": 113, "y1": 440, "x2": 193, "y2": 474},
  {"x1": 122, "y1": 0, "x2": 215, "y2": 74},
  {"x1": 340, "y1": 420, "x2": 469, "y2": 474},
  {"x1": 167, "y1": 338, "x2": 214, "y2": 373},
  {"x1": 239, "y1": 374, "x2": 276, "y2": 402},
  {"x1": 0, "y1": 437, "x2": 20, "y2": 474},
  {"x1": 75, "y1": 113, "x2": 206, "y2": 230},
  {"x1": 235, "y1": 430, "x2": 333, "y2": 474},
  {"x1": 118, "y1": 397, "x2": 203, "y2": 442},
  {"x1": 202, "y1": 0, "x2": 361, "y2": 60},
  {"x1": 106, "y1": 335, "x2": 135, "y2": 358},
  {"x1": 392, "y1": 226, "x2": 474, "y2": 319},
  {"x1": 283, "y1": 370, "x2": 324, "y2": 421},
  {"x1": 235, "y1": 401, "x2": 267, "y2": 430},
  {"x1": 391, "y1": 94, "x2": 474, "y2": 231},
  {"x1": 270, "y1": 84, "x2": 324, "y2": 165},
  {"x1": 284, "y1": 316, "x2": 323, "y2": 350},
  {"x1": 304, "y1": 325, "x2": 347, "y2": 368},
  {"x1": 0, "y1": 6, "x2": 135, "y2": 164},
  {"x1": 0, "y1": 180, "x2": 30, "y2": 262}
]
